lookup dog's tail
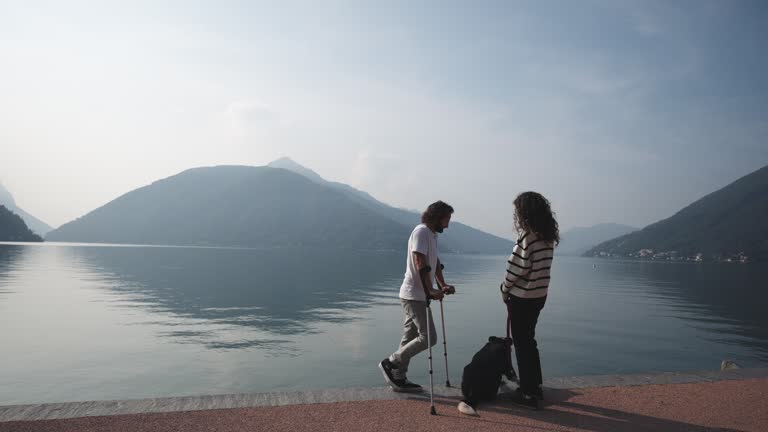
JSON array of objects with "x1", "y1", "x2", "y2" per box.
[{"x1": 458, "y1": 400, "x2": 479, "y2": 416}]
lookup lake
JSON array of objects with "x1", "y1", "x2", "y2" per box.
[{"x1": 1, "y1": 242, "x2": 766, "y2": 405}]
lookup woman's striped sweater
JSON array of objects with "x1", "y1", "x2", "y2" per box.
[{"x1": 500, "y1": 231, "x2": 554, "y2": 299}]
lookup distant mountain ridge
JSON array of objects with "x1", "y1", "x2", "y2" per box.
[
  {"x1": 586, "y1": 164, "x2": 768, "y2": 261},
  {"x1": 46, "y1": 160, "x2": 514, "y2": 253},
  {"x1": 267, "y1": 158, "x2": 514, "y2": 254},
  {"x1": 46, "y1": 166, "x2": 411, "y2": 250},
  {"x1": 0, "y1": 205, "x2": 43, "y2": 242},
  {"x1": 0, "y1": 183, "x2": 53, "y2": 236},
  {"x1": 559, "y1": 223, "x2": 638, "y2": 256}
]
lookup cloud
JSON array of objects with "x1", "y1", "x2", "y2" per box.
[
  {"x1": 223, "y1": 101, "x2": 281, "y2": 136},
  {"x1": 350, "y1": 151, "x2": 415, "y2": 197}
]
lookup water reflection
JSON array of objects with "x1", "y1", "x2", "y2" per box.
[
  {"x1": 597, "y1": 260, "x2": 768, "y2": 362},
  {"x1": 0, "y1": 244, "x2": 24, "y2": 298},
  {"x1": 3, "y1": 245, "x2": 768, "y2": 404},
  {"x1": 66, "y1": 245, "x2": 405, "y2": 351},
  {"x1": 641, "y1": 262, "x2": 768, "y2": 361}
]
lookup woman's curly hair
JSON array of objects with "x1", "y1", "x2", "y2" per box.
[{"x1": 513, "y1": 192, "x2": 559, "y2": 245}]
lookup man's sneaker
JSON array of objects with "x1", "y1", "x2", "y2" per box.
[
  {"x1": 379, "y1": 358, "x2": 403, "y2": 389},
  {"x1": 379, "y1": 359, "x2": 423, "y2": 393},
  {"x1": 392, "y1": 366, "x2": 423, "y2": 392},
  {"x1": 399, "y1": 378, "x2": 423, "y2": 393},
  {"x1": 391, "y1": 366, "x2": 406, "y2": 381},
  {"x1": 508, "y1": 388, "x2": 543, "y2": 410}
]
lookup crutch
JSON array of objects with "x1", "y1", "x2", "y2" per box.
[
  {"x1": 439, "y1": 299, "x2": 450, "y2": 387},
  {"x1": 438, "y1": 262, "x2": 452, "y2": 387},
  {"x1": 426, "y1": 298, "x2": 437, "y2": 415}
]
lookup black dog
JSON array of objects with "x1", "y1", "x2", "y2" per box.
[{"x1": 459, "y1": 336, "x2": 517, "y2": 415}]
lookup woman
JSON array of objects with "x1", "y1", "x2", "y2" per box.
[{"x1": 501, "y1": 191, "x2": 559, "y2": 410}]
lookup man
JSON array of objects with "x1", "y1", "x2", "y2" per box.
[{"x1": 379, "y1": 201, "x2": 456, "y2": 392}]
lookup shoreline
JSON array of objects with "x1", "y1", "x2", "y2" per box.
[{"x1": 2, "y1": 367, "x2": 766, "y2": 423}]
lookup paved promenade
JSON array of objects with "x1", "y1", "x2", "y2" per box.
[{"x1": 2, "y1": 369, "x2": 766, "y2": 431}]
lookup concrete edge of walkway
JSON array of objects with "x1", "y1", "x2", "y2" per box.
[{"x1": 2, "y1": 368, "x2": 767, "y2": 422}]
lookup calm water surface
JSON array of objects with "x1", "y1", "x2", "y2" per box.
[{"x1": 1, "y1": 242, "x2": 766, "y2": 404}]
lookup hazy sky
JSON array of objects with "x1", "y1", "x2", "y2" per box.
[{"x1": 2, "y1": 0, "x2": 767, "y2": 239}]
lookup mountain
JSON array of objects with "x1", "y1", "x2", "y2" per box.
[
  {"x1": 0, "y1": 183, "x2": 53, "y2": 236},
  {"x1": 268, "y1": 157, "x2": 326, "y2": 184},
  {"x1": 0, "y1": 205, "x2": 43, "y2": 242},
  {"x1": 586, "y1": 164, "x2": 768, "y2": 261},
  {"x1": 267, "y1": 157, "x2": 514, "y2": 253},
  {"x1": 558, "y1": 223, "x2": 638, "y2": 256},
  {"x1": 46, "y1": 166, "x2": 411, "y2": 249}
]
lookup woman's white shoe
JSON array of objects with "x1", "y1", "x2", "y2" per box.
[{"x1": 457, "y1": 401, "x2": 478, "y2": 416}]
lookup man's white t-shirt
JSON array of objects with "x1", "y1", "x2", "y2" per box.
[{"x1": 399, "y1": 224, "x2": 439, "y2": 301}]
